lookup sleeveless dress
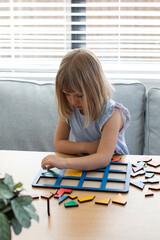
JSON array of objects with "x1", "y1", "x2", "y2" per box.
[{"x1": 67, "y1": 98, "x2": 130, "y2": 154}]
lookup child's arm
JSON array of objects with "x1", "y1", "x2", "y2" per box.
[
  {"x1": 54, "y1": 118, "x2": 100, "y2": 155},
  {"x1": 41, "y1": 108, "x2": 123, "y2": 171}
]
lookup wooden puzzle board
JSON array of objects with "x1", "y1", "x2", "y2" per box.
[{"x1": 32, "y1": 162, "x2": 131, "y2": 192}]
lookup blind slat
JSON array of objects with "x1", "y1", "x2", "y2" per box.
[{"x1": 0, "y1": 0, "x2": 160, "y2": 83}]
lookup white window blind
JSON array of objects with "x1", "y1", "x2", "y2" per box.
[{"x1": 0, "y1": 0, "x2": 160, "y2": 84}]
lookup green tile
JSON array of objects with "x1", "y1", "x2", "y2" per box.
[{"x1": 64, "y1": 201, "x2": 79, "y2": 208}]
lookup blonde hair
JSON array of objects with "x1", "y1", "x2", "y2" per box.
[{"x1": 55, "y1": 48, "x2": 112, "y2": 127}]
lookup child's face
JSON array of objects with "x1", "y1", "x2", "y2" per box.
[{"x1": 63, "y1": 91, "x2": 84, "y2": 112}]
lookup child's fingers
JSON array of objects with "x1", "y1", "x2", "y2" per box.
[{"x1": 41, "y1": 158, "x2": 50, "y2": 169}]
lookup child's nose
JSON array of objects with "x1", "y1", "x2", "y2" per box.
[{"x1": 70, "y1": 96, "x2": 78, "y2": 105}]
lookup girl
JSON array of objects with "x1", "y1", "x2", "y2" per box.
[{"x1": 41, "y1": 48, "x2": 130, "y2": 171}]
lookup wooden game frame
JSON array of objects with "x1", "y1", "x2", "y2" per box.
[{"x1": 32, "y1": 162, "x2": 131, "y2": 193}]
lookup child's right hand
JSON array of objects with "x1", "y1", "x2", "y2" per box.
[{"x1": 41, "y1": 154, "x2": 66, "y2": 170}]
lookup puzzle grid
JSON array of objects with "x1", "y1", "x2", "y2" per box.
[{"x1": 32, "y1": 161, "x2": 132, "y2": 193}]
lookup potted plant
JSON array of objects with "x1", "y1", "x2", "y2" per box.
[{"x1": 0, "y1": 174, "x2": 39, "y2": 240}]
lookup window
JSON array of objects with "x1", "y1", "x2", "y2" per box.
[{"x1": 0, "y1": 0, "x2": 160, "y2": 86}]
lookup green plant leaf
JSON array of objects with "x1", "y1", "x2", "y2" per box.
[
  {"x1": 4, "y1": 174, "x2": 14, "y2": 191},
  {"x1": 0, "y1": 213, "x2": 11, "y2": 240},
  {"x1": 11, "y1": 217, "x2": 22, "y2": 235},
  {"x1": 14, "y1": 182, "x2": 23, "y2": 190},
  {"x1": 0, "y1": 182, "x2": 14, "y2": 199},
  {"x1": 24, "y1": 205, "x2": 39, "y2": 222},
  {"x1": 0, "y1": 199, "x2": 5, "y2": 210},
  {"x1": 11, "y1": 199, "x2": 31, "y2": 228},
  {"x1": 16, "y1": 196, "x2": 33, "y2": 206},
  {"x1": 1, "y1": 205, "x2": 12, "y2": 214}
]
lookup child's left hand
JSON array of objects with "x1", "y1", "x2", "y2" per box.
[{"x1": 41, "y1": 154, "x2": 66, "y2": 170}]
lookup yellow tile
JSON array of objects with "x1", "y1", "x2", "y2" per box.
[
  {"x1": 78, "y1": 195, "x2": 95, "y2": 203},
  {"x1": 64, "y1": 169, "x2": 83, "y2": 177},
  {"x1": 112, "y1": 193, "x2": 127, "y2": 205},
  {"x1": 95, "y1": 198, "x2": 111, "y2": 205},
  {"x1": 69, "y1": 195, "x2": 78, "y2": 199}
]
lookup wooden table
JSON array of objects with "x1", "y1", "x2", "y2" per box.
[{"x1": 1, "y1": 150, "x2": 160, "y2": 240}]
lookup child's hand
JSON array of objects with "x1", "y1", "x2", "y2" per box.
[{"x1": 41, "y1": 154, "x2": 66, "y2": 170}]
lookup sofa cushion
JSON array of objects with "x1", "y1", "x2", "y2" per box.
[
  {"x1": 0, "y1": 80, "x2": 58, "y2": 152},
  {"x1": 0, "y1": 79, "x2": 146, "y2": 154},
  {"x1": 111, "y1": 81, "x2": 146, "y2": 155},
  {"x1": 144, "y1": 87, "x2": 160, "y2": 155}
]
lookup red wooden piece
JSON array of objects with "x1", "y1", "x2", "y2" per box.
[
  {"x1": 41, "y1": 193, "x2": 54, "y2": 199},
  {"x1": 54, "y1": 188, "x2": 72, "y2": 198}
]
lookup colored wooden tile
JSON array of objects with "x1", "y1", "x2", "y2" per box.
[
  {"x1": 147, "y1": 168, "x2": 160, "y2": 174},
  {"x1": 143, "y1": 166, "x2": 152, "y2": 172},
  {"x1": 132, "y1": 162, "x2": 145, "y2": 168},
  {"x1": 64, "y1": 201, "x2": 79, "y2": 208},
  {"x1": 47, "y1": 199, "x2": 50, "y2": 216},
  {"x1": 131, "y1": 170, "x2": 145, "y2": 178},
  {"x1": 42, "y1": 168, "x2": 61, "y2": 176},
  {"x1": 41, "y1": 193, "x2": 54, "y2": 199},
  {"x1": 22, "y1": 193, "x2": 39, "y2": 199},
  {"x1": 95, "y1": 198, "x2": 111, "y2": 205},
  {"x1": 147, "y1": 160, "x2": 160, "y2": 167},
  {"x1": 54, "y1": 188, "x2": 72, "y2": 198},
  {"x1": 111, "y1": 156, "x2": 123, "y2": 162},
  {"x1": 132, "y1": 166, "x2": 144, "y2": 173},
  {"x1": 138, "y1": 156, "x2": 152, "y2": 163},
  {"x1": 112, "y1": 193, "x2": 127, "y2": 205},
  {"x1": 69, "y1": 195, "x2": 78, "y2": 200},
  {"x1": 78, "y1": 195, "x2": 95, "y2": 203},
  {"x1": 142, "y1": 178, "x2": 159, "y2": 184},
  {"x1": 30, "y1": 194, "x2": 39, "y2": 199},
  {"x1": 130, "y1": 181, "x2": 145, "y2": 190},
  {"x1": 58, "y1": 195, "x2": 69, "y2": 204},
  {"x1": 145, "y1": 172, "x2": 155, "y2": 178},
  {"x1": 149, "y1": 184, "x2": 160, "y2": 190},
  {"x1": 47, "y1": 168, "x2": 59, "y2": 176},
  {"x1": 145, "y1": 190, "x2": 154, "y2": 197},
  {"x1": 64, "y1": 169, "x2": 83, "y2": 177}
]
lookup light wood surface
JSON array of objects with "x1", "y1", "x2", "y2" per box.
[{"x1": 1, "y1": 150, "x2": 160, "y2": 240}]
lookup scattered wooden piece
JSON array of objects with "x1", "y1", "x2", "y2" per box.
[
  {"x1": 132, "y1": 162, "x2": 145, "y2": 168},
  {"x1": 69, "y1": 195, "x2": 78, "y2": 200},
  {"x1": 143, "y1": 166, "x2": 152, "y2": 172},
  {"x1": 112, "y1": 193, "x2": 127, "y2": 205},
  {"x1": 147, "y1": 160, "x2": 160, "y2": 168},
  {"x1": 141, "y1": 178, "x2": 159, "y2": 184},
  {"x1": 64, "y1": 201, "x2": 79, "y2": 208},
  {"x1": 58, "y1": 195, "x2": 69, "y2": 204},
  {"x1": 41, "y1": 193, "x2": 54, "y2": 199},
  {"x1": 54, "y1": 188, "x2": 72, "y2": 198},
  {"x1": 95, "y1": 198, "x2": 111, "y2": 205},
  {"x1": 149, "y1": 184, "x2": 160, "y2": 190},
  {"x1": 47, "y1": 199, "x2": 50, "y2": 216},
  {"x1": 146, "y1": 168, "x2": 160, "y2": 174},
  {"x1": 145, "y1": 172, "x2": 155, "y2": 178},
  {"x1": 138, "y1": 157, "x2": 152, "y2": 163},
  {"x1": 132, "y1": 165, "x2": 144, "y2": 173},
  {"x1": 78, "y1": 195, "x2": 95, "y2": 203},
  {"x1": 30, "y1": 194, "x2": 39, "y2": 199},
  {"x1": 130, "y1": 181, "x2": 145, "y2": 190},
  {"x1": 145, "y1": 190, "x2": 154, "y2": 197},
  {"x1": 131, "y1": 170, "x2": 145, "y2": 178}
]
